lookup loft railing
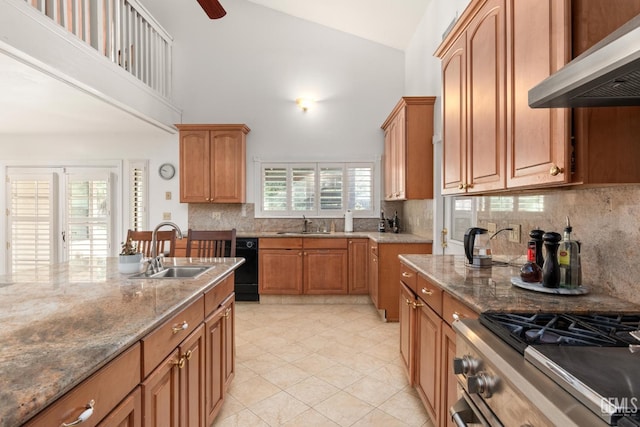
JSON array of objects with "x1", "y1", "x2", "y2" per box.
[{"x1": 24, "y1": 0, "x2": 173, "y2": 98}]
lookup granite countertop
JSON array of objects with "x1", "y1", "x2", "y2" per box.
[
  {"x1": 239, "y1": 231, "x2": 433, "y2": 244},
  {"x1": 399, "y1": 255, "x2": 640, "y2": 314},
  {"x1": 0, "y1": 257, "x2": 244, "y2": 427}
]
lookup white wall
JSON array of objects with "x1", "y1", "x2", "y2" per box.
[{"x1": 142, "y1": 0, "x2": 405, "y2": 203}]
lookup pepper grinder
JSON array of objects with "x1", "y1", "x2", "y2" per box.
[
  {"x1": 530, "y1": 229, "x2": 545, "y2": 269},
  {"x1": 542, "y1": 232, "x2": 562, "y2": 288}
]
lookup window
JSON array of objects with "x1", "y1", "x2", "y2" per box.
[
  {"x1": 129, "y1": 160, "x2": 148, "y2": 231},
  {"x1": 6, "y1": 167, "x2": 116, "y2": 274},
  {"x1": 258, "y1": 162, "x2": 376, "y2": 217}
]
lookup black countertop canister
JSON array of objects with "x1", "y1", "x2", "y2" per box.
[{"x1": 542, "y1": 232, "x2": 562, "y2": 288}]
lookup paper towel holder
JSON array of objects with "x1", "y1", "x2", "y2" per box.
[{"x1": 344, "y1": 209, "x2": 354, "y2": 232}]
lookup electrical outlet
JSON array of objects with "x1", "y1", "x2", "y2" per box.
[
  {"x1": 165, "y1": 191, "x2": 172, "y2": 200},
  {"x1": 211, "y1": 212, "x2": 221, "y2": 220},
  {"x1": 509, "y1": 223, "x2": 521, "y2": 243},
  {"x1": 163, "y1": 212, "x2": 171, "y2": 220},
  {"x1": 487, "y1": 222, "x2": 497, "y2": 235}
]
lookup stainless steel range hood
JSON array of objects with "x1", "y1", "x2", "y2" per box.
[{"x1": 529, "y1": 13, "x2": 640, "y2": 108}]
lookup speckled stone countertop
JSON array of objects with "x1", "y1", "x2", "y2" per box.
[
  {"x1": 399, "y1": 255, "x2": 640, "y2": 314},
  {"x1": 240, "y1": 231, "x2": 433, "y2": 244},
  {"x1": 0, "y1": 257, "x2": 243, "y2": 427}
]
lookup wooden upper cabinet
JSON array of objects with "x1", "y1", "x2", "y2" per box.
[
  {"x1": 437, "y1": 0, "x2": 506, "y2": 194},
  {"x1": 381, "y1": 97, "x2": 435, "y2": 200},
  {"x1": 178, "y1": 124, "x2": 250, "y2": 203},
  {"x1": 506, "y1": 0, "x2": 570, "y2": 188},
  {"x1": 571, "y1": 0, "x2": 640, "y2": 185}
]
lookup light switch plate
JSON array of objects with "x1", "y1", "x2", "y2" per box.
[
  {"x1": 487, "y1": 222, "x2": 497, "y2": 235},
  {"x1": 165, "y1": 191, "x2": 172, "y2": 200},
  {"x1": 211, "y1": 212, "x2": 221, "y2": 220},
  {"x1": 163, "y1": 212, "x2": 171, "y2": 220}
]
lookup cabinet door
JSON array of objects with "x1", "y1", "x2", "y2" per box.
[
  {"x1": 142, "y1": 349, "x2": 180, "y2": 427},
  {"x1": 221, "y1": 295, "x2": 235, "y2": 388},
  {"x1": 180, "y1": 325, "x2": 205, "y2": 427},
  {"x1": 304, "y1": 249, "x2": 348, "y2": 294},
  {"x1": 466, "y1": 0, "x2": 506, "y2": 193},
  {"x1": 506, "y1": 0, "x2": 570, "y2": 188},
  {"x1": 259, "y1": 249, "x2": 303, "y2": 294},
  {"x1": 210, "y1": 130, "x2": 246, "y2": 203},
  {"x1": 369, "y1": 251, "x2": 379, "y2": 307},
  {"x1": 441, "y1": 34, "x2": 467, "y2": 195},
  {"x1": 440, "y1": 323, "x2": 458, "y2": 427},
  {"x1": 415, "y1": 302, "x2": 442, "y2": 426},
  {"x1": 180, "y1": 130, "x2": 211, "y2": 203},
  {"x1": 399, "y1": 283, "x2": 416, "y2": 384},
  {"x1": 348, "y1": 239, "x2": 369, "y2": 294},
  {"x1": 392, "y1": 109, "x2": 406, "y2": 200},
  {"x1": 97, "y1": 387, "x2": 142, "y2": 427},
  {"x1": 204, "y1": 306, "x2": 225, "y2": 426},
  {"x1": 383, "y1": 125, "x2": 394, "y2": 200}
]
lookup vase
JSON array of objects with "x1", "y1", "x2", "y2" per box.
[{"x1": 118, "y1": 253, "x2": 143, "y2": 274}]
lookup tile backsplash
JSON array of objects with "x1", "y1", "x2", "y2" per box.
[
  {"x1": 187, "y1": 184, "x2": 640, "y2": 305},
  {"x1": 473, "y1": 185, "x2": 640, "y2": 305}
]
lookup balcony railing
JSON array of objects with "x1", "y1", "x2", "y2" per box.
[{"x1": 24, "y1": 0, "x2": 173, "y2": 98}]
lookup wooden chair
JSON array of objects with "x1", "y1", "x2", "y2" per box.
[
  {"x1": 125, "y1": 229, "x2": 177, "y2": 257},
  {"x1": 186, "y1": 229, "x2": 236, "y2": 257}
]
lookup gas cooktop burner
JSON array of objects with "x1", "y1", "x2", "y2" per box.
[{"x1": 480, "y1": 312, "x2": 640, "y2": 354}]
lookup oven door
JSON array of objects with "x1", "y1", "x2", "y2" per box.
[{"x1": 450, "y1": 390, "x2": 502, "y2": 427}]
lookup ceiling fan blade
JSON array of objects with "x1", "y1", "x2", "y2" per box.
[{"x1": 197, "y1": 0, "x2": 226, "y2": 19}]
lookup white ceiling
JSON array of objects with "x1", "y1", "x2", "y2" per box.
[
  {"x1": 0, "y1": 0, "x2": 430, "y2": 135},
  {"x1": 245, "y1": 0, "x2": 431, "y2": 50}
]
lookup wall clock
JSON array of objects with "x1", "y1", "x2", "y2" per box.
[{"x1": 159, "y1": 163, "x2": 176, "y2": 180}]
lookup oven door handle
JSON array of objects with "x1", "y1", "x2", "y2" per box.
[{"x1": 450, "y1": 397, "x2": 479, "y2": 427}]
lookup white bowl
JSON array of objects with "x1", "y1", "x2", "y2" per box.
[{"x1": 118, "y1": 261, "x2": 143, "y2": 274}]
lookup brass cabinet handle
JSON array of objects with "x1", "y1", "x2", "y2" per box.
[
  {"x1": 185, "y1": 350, "x2": 193, "y2": 360},
  {"x1": 405, "y1": 298, "x2": 413, "y2": 306},
  {"x1": 62, "y1": 400, "x2": 95, "y2": 426},
  {"x1": 458, "y1": 183, "x2": 464, "y2": 190},
  {"x1": 549, "y1": 165, "x2": 564, "y2": 176},
  {"x1": 172, "y1": 321, "x2": 188, "y2": 334},
  {"x1": 401, "y1": 272, "x2": 412, "y2": 278},
  {"x1": 453, "y1": 312, "x2": 461, "y2": 322},
  {"x1": 174, "y1": 355, "x2": 186, "y2": 369},
  {"x1": 421, "y1": 288, "x2": 433, "y2": 296},
  {"x1": 223, "y1": 307, "x2": 231, "y2": 318},
  {"x1": 413, "y1": 301, "x2": 425, "y2": 308}
]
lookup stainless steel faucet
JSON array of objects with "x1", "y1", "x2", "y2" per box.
[
  {"x1": 303, "y1": 215, "x2": 312, "y2": 233},
  {"x1": 146, "y1": 221, "x2": 184, "y2": 274}
]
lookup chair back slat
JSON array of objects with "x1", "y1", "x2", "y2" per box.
[
  {"x1": 186, "y1": 229, "x2": 236, "y2": 258},
  {"x1": 125, "y1": 230, "x2": 177, "y2": 257}
]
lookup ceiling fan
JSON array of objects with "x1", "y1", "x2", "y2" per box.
[{"x1": 197, "y1": 0, "x2": 226, "y2": 19}]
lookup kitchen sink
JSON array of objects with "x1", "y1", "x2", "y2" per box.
[
  {"x1": 276, "y1": 231, "x2": 331, "y2": 235},
  {"x1": 129, "y1": 266, "x2": 213, "y2": 279}
]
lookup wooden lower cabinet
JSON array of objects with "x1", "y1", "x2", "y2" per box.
[
  {"x1": 304, "y1": 248, "x2": 348, "y2": 294},
  {"x1": 400, "y1": 262, "x2": 477, "y2": 427},
  {"x1": 372, "y1": 243, "x2": 432, "y2": 321},
  {"x1": 142, "y1": 348, "x2": 181, "y2": 427},
  {"x1": 368, "y1": 241, "x2": 379, "y2": 307},
  {"x1": 348, "y1": 238, "x2": 369, "y2": 294},
  {"x1": 98, "y1": 387, "x2": 142, "y2": 427}
]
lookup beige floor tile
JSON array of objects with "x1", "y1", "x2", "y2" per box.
[
  {"x1": 314, "y1": 363, "x2": 365, "y2": 389},
  {"x1": 378, "y1": 387, "x2": 431, "y2": 427},
  {"x1": 227, "y1": 375, "x2": 280, "y2": 407},
  {"x1": 241, "y1": 351, "x2": 287, "y2": 375},
  {"x1": 314, "y1": 391, "x2": 375, "y2": 427},
  {"x1": 367, "y1": 362, "x2": 411, "y2": 390},
  {"x1": 260, "y1": 363, "x2": 311, "y2": 389},
  {"x1": 214, "y1": 394, "x2": 244, "y2": 421},
  {"x1": 338, "y1": 351, "x2": 389, "y2": 375},
  {"x1": 273, "y1": 342, "x2": 313, "y2": 362},
  {"x1": 212, "y1": 408, "x2": 269, "y2": 427},
  {"x1": 343, "y1": 375, "x2": 401, "y2": 406},
  {"x1": 292, "y1": 353, "x2": 338, "y2": 375},
  {"x1": 350, "y1": 408, "x2": 412, "y2": 427},
  {"x1": 248, "y1": 391, "x2": 310, "y2": 426},
  {"x1": 281, "y1": 408, "x2": 340, "y2": 426},
  {"x1": 284, "y1": 376, "x2": 340, "y2": 407}
]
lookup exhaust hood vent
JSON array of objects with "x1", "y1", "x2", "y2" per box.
[{"x1": 529, "y1": 13, "x2": 640, "y2": 108}]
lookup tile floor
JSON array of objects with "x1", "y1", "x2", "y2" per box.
[{"x1": 213, "y1": 302, "x2": 434, "y2": 427}]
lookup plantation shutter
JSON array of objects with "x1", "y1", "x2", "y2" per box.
[
  {"x1": 129, "y1": 161, "x2": 148, "y2": 231},
  {"x1": 347, "y1": 164, "x2": 373, "y2": 212}
]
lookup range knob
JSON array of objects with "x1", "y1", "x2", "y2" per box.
[
  {"x1": 452, "y1": 355, "x2": 479, "y2": 375},
  {"x1": 467, "y1": 372, "x2": 497, "y2": 398}
]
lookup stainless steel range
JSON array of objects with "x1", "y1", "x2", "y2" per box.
[{"x1": 451, "y1": 313, "x2": 640, "y2": 427}]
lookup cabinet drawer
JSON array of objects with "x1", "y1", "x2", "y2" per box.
[
  {"x1": 204, "y1": 273, "x2": 235, "y2": 316},
  {"x1": 416, "y1": 274, "x2": 443, "y2": 315},
  {"x1": 141, "y1": 296, "x2": 204, "y2": 378},
  {"x1": 442, "y1": 293, "x2": 477, "y2": 326},
  {"x1": 259, "y1": 237, "x2": 303, "y2": 249},
  {"x1": 303, "y1": 238, "x2": 348, "y2": 249},
  {"x1": 24, "y1": 344, "x2": 141, "y2": 427},
  {"x1": 399, "y1": 263, "x2": 418, "y2": 292}
]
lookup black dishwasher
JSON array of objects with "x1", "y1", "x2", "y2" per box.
[{"x1": 235, "y1": 237, "x2": 259, "y2": 301}]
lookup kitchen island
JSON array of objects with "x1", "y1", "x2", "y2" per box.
[{"x1": 0, "y1": 256, "x2": 243, "y2": 427}]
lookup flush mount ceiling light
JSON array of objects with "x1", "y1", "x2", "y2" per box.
[
  {"x1": 197, "y1": 0, "x2": 226, "y2": 19},
  {"x1": 296, "y1": 98, "x2": 315, "y2": 112}
]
